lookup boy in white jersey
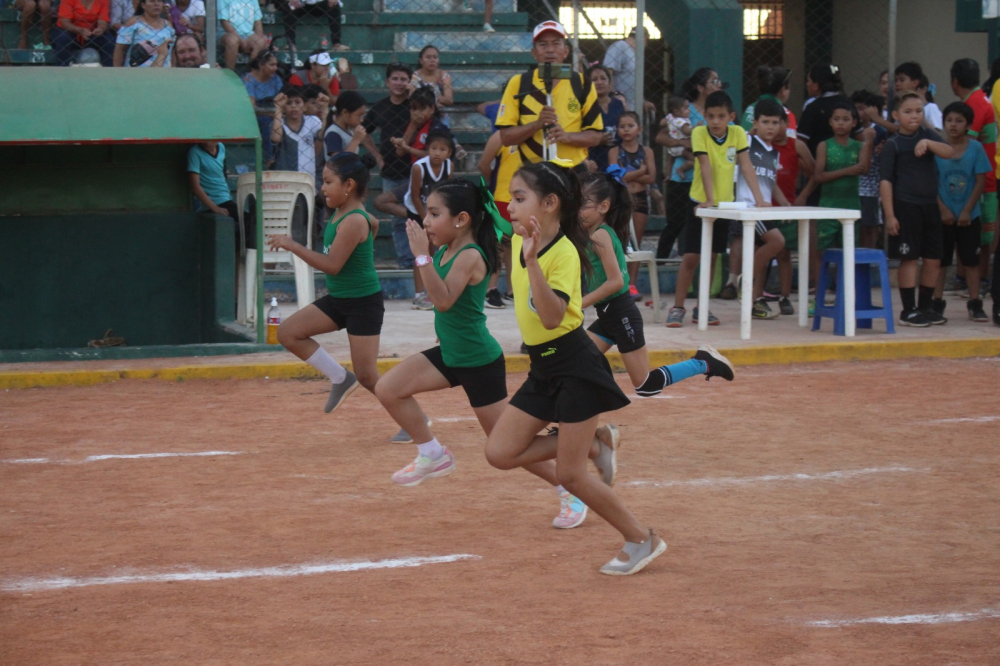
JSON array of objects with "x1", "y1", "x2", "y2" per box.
[{"x1": 733, "y1": 98, "x2": 790, "y2": 319}]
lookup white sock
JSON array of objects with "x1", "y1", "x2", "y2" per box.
[
  {"x1": 416, "y1": 438, "x2": 444, "y2": 460},
  {"x1": 306, "y1": 347, "x2": 347, "y2": 383},
  {"x1": 726, "y1": 274, "x2": 739, "y2": 286},
  {"x1": 555, "y1": 485, "x2": 567, "y2": 494}
]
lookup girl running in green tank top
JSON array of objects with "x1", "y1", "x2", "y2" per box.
[
  {"x1": 266, "y1": 153, "x2": 384, "y2": 414},
  {"x1": 580, "y1": 169, "x2": 736, "y2": 399},
  {"x1": 373, "y1": 178, "x2": 590, "y2": 530}
]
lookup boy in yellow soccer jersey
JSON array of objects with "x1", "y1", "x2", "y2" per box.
[{"x1": 666, "y1": 91, "x2": 766, "y2": 328}]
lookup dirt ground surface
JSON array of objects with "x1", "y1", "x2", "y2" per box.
[{"x1": 2, "y1": 357, "x2": 999, "y2": 665}]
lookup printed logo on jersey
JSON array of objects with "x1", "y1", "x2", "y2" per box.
[
  {"x1": 899, "y1": 243, "x2": 910, "y2": 255},
  {"x1": 567, "y1": 97, "x2": 580, "y2": 114},
  {"x1": 726, "y1": 147, "x2": 736, "y2": 164},
  {"x1": 498, "y1": 103, "x2": 506, "y2": 117},
  {"x1": 540, "y1": 347, "x2": 557, "y2": 357}
]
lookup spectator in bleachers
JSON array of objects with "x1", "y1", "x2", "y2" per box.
[
  {"x1": 289, "y1": 50, "x2": 341, "y2": 102},
  {"x1": 324, "y1": 90, "x2": 367, "y2": 159},
  {"x1": 362, "y1": 63, "x2": 413, "y2": 271},
  {"x1": 584, "y1": 64, "x2": 624, "y2": 171},
  {"x1": 167, "y1": 0, "x2": 205, "y2": 42},
  {"x1": 496, "y1": 20, "x2": 603, "y2": 171},
  {"x1": 113, "y1": 0, "x2": 174, "y2": 66},
  {"x1": 14, "y1": 0, "x2": 53, "y2": 50},
  {"x1": 244, "y1": 50, "x2": 283, "y2": 164},
  {"x1": 410, "y1": 45, "x2": 454, "y2": 108},
  {"x1": 392, "y1": 86, "x2": 447, "y2": 164},
  {"x1": 53, "y1": 0, "x2": 113, "y2": 67},
  {"x1": 110, "y1": 0, "x2": 136, "y2": 33},
  {"x1": 219, "y1": 0, "x2": 267, "y2": 70},
  {"x1": 272, "y1": 89, "x2": 325, "y2": 180},
  {"x1": 187, "y1": 141, "x2": 251, "y2": 242},
  {"x1": 336, "y1": 56, "x2": 359, "y2": 91},
  {"x1": 276, "y1": 0, "x2": 347, "y2": 54},
  {"x1": 602, "y1": 26, "x2": 648, "y2": 110},
  {"x1": 302, "y1": 83, "x2": 332, "y2": 122},
  {"x1": 172, "y1": 31, "x2": 206, "y2": 67}
]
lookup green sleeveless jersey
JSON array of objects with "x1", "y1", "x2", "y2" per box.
[
  {"x1": 433, "y1": 244, "x2": 503, "y2": 368},
  {"x1": 819, "y1": 138, "x2": 863, "y2": 210},
  {"x1": 585, "y1": 224, "x2": 630, "y2": 303},
  {"x1": 323, "y1": 208, "x2": 381, "y2": 298}
]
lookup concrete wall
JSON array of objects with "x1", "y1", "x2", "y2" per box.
[
  {"x1": 896, "y1": 0, "x2": 989, "y2": 107},
  {"x1": 832, "y1": 0, "x2": 889, "y2": 97}
]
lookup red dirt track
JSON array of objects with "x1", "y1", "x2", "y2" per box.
[{"x1": 1, "y1": 357, "x2": 999, "y2": 665}]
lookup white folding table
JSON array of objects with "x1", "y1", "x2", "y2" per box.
[{"x1": 694, "y1": 206, "x2": 862, "y2": 339}]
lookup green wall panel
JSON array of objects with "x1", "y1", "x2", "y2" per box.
[{"x1": 0, "y1": 212, "x2": 236, "y2": 350}]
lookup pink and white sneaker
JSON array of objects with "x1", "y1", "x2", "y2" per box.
[
  {"x1": 552, "y1": 491, "x2": 588, "y2": 529},
  {"x1": 391, "y1": 448, "x2": 456, "y2": 487}
]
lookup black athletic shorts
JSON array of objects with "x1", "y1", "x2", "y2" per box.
[
  {"x1": 940, "y1": 217, "x2": 982, "y2": 268},
  {"x1": 421, "y1": 346, "x2": 507, "y2": 408},
  {"x1": 587, "y1": 292, "x2": 646, "y2": 354},
  {"x1": 888, "y1": 199, "x2": 943, "y2": 261},
  {"x1": 728, "y1": 219, "x2": 774, "y2": 242},
  {"x1": 680, "y1": 200, "x2": 728, "y2": 255},
  {"x1": 510, "y1": 327, "x2": 630, "y2": 424},
  {"x1": 859, "y1": 195, "x2": 882, "y2": 228},
  {"x1": 631, "y1": 190, "x2": 650, "y2": 216},
  {"x1": 313, "y1": 291, "x2": 385, "y2": 336}
]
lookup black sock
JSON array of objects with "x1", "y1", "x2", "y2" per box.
[
  {"x1": 635, "y1": 369, "x2": 667, "y2": 397},
  {"x1": 900, "y1": 287, "x2": 916, "y2": 312},
  {"x1": 918, "y1": 285, "x2": 934, "y2": 311}
]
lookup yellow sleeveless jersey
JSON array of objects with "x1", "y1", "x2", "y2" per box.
[{"x1": 511, "y1": 231, "x2": 584, "y2": 345}]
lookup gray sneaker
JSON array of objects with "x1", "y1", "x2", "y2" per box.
[
  {"x1": 599, "y1": 529, "x2": 668, "y2": 576},
  {"x1": 411, "y1": 293, "x2": 434, "y2": 311},
  {"x1": 324, "y1": 371, "x2": 359, "y2": 413},
  {"x1": 665, "y1": 306, "x2": 686, "y2": 328},
  {"x1": 389, "y1": 415, "x2": 433, "y2": 444},
  {"x1": 592, "y1": 424, "x2": 620, "y2": 486}
]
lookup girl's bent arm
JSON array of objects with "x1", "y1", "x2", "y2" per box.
[
  {"x1": 581, "y1": 228, "x2": 625, "y2": 309},
  {"x1": 271, "y1": 214, "x2": 369, "y2": 275},
  {"x1": 421, "y1": 248, "x2": 485, "y2": 312},
  {"x1": 638, "y1": 145, "x2": 656, "y2": 184}
]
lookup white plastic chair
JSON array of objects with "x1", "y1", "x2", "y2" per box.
[
  {"x1": 236, "y1": 171, "x2": 316, "y2": 324},
  {"x1": 626, "y1": 216, "x2": 662, "y2": 323}
]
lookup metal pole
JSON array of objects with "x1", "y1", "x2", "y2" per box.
[
  {"x1": 885, "y1": 0, "x2": 896, "y2": 252},
  {"x1": 634, "y1": 0, "x2": 645, "y2": 114},
  {"x1": 206, "y1": 0, "x2": 217, "y2": 67},
  {"x1": 572, "y1": 0, "x2": 581, "y2": 72}
]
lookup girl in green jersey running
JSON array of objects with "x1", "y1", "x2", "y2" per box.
[
  {"x1": 374, "y1": 179, "x2": 588, "y2": 528},
  {"x1": 267, "y1": 153, "x2": 384, "y2": 414}
]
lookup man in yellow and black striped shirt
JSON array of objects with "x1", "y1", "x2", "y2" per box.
[{"x1": 496, "y1": 21, "x2": 604, "y2": 168}]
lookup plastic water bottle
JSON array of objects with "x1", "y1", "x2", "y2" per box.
[{"x1": 266, "y1": 297, "x2": 281, "y2": 344}]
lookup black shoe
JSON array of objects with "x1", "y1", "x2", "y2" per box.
[
  {"x1": 993, "y1": 307, "x2": 1000, "y2": 326},
  {"x1": 968, "y1": 299, "x2": 989, "y2": 322},
  {"x1": 485, "y1": 288, "x2": 505, "y2": 309},
  {"x1": 932, "y1": 298, "x2": 946, "y2": 315},
  {"x1": 519, "y1": 341, "x2": 529, "y2": 354},
  {"x1": 779, "y1": 296, "x2": 794, "y2": 315},
  {"x1": 920, "y1": 308, "x2": 948, "y2": 325},
  {"x1": 502, "y1": 291, "x2": 514, "y2": 303},
  {"x1": 693, "y1": 344, "x2": 735, "y2": 381},
  {"x1": 719, "y1": 283, "x2": 738, "y2": 300},
  {"x1": 900, "y1": 309, "x2": 931, "y2": 327}
]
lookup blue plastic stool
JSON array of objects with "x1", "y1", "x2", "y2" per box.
[{"x1": 812, "y1": 248, "x2": 895, "y2": 335}]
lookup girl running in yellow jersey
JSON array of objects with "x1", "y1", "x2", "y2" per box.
[{"x1": 484, "y1": 160, "x2": 667, "y2": 575}]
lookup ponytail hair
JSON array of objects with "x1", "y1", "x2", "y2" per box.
[
  {"x1": 428, "y1": 178, "x2": 500, "y2": 273},
  {"x1": 756, "y1": 65, "x2": 791, "y2": 96},
  {"x1": 325, "y1": 152, "x2": 370, "y2": 198},
  {"x1": 580, "y1": 171, "x2": 633, "y2": 248},
  {"x1": 513, "y1": 161, "x2": 591, "y2": 277}
]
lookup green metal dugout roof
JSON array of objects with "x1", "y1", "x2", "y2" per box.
[{"x1": 0, "y1": 68, "x2": 260, "y2": 145}]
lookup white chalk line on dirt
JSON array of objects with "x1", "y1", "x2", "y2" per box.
[
  {"x1": 627, "y1": 466, "x2": 922, "y2": 489},
  {"x1": 1, "y1": 451, "x2": 245, "y2": 465},
  {"x1": 2, "y1": 554, "x2": 481, "y2": 593},
  {"x1": 922, "y1": 415, "x2": 1000, "y2": 424},
  {"x1": 807, "y1": 608, "x2": 1000, "y2": 627}
]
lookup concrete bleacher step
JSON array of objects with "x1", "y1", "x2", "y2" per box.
[
  {"x1": 339, "y1": 49, "x2": 535, "y2": 67},
  {"x1": 351, "y1": 67, "x2": 519, "y2": 91},
  {"x1": 382, "y1": 0, "x2": 515, "y2": 12},
  {"x1": 394, "y1": 30, "x2": 532, "y2": 52}
]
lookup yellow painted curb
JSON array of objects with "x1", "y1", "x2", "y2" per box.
[{"x1": 2, "y1": 337, "x2": 998, "y2": 390}]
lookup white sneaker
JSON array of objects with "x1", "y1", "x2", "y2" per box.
[
  {"x1": 391, "y1": 448, "x2": 456, "y2": 487},
  {"x1": 483, "y1": 22, "x2": 495, "y2": 32}
]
